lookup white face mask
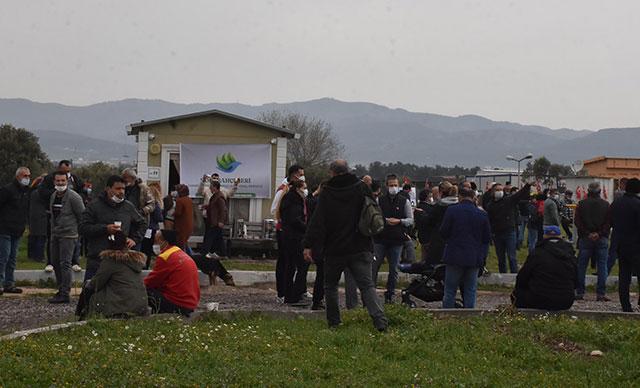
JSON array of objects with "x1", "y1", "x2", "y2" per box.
[
  {"x1": 302, "y1": 189, "x2": 309, "y2": 197},
  {"x1": 19, "y1": 177, "x2": 30, "y2": 187},
  {"x1": 111, "y1": 195, "x2": 124, "y2": 204},
  {"x1": 171, "y1": 191, "x2": 178, "y2": 198},
  {"x1": 299, "y1": 175, "x2": 306, "y2": 182},
  {"x1": 86, "y1": 188, "x2": 92, "y2": 195},
  {"x1": 152, "y1": 245, "x2": 161, "y2": 255},
  {"x1": 55, "y1": 185, "x2": 67, "y2": 193},
  {"x1": 388, "y1": 187, "x2": 400, "y2": 196},
  {"x1": 494, "y1": 191, "x2": 504, "y2": 200}
]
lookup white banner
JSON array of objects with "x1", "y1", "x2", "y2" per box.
[{"x1": 180, "y1": 143, "x2": 272, "y2": 198}]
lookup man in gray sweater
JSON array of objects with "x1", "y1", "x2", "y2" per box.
[{"x1": 48, "y1": 172, "x2": 85, "y2": 303}]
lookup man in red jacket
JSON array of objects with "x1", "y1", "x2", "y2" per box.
[{"x1": 145, "y1": 229, "x2": 200, "y2": 316}]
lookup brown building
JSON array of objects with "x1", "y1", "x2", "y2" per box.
[{"x1": 583, "y1": 156, "x2": 640, "y2": 185}]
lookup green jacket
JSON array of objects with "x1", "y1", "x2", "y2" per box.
[{"x1": 88, "y1": 249, "x2": 149, "y2": 318}]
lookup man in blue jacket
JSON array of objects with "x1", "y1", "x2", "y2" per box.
[{"x1": 440, "y1": 188, "x2": 491, "y2": 308}]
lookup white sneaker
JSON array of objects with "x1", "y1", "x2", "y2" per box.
[
  {"x1": 205, "y1": 252, "x2": 220, "y2": 259},
  {"x1": 304, "y1": 291, "x2": 313, "y2": 298},
  {"x1": 276, "y1": 296, "x2": 284, "y2": 304},
  {"x1": 72, "y1": 264, "x2": 82, "y2": 272},
  {"x1": 44, "y1": 265, "x2": 54, "y2": 273}
]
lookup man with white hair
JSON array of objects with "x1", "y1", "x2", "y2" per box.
[{"x1": 0, "y1": 167, "x2": 32, "y2": 295}]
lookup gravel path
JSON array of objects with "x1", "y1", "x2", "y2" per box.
[{"x1": 1, "y1": 285, "x2": 638, "y2": 335}]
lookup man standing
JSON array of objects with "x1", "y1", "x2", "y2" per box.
[
  {"x1": 440, "y1": 188, "x2": 491, "y2": 309},
  {"x1": 204, "y1": 181, "x2": 228, "y2": 259},
  {"x1": 486, "y1": 182, "x2": 531, "y2": 273},
  {"x1": 303, "y1": 160, "x2": 387, "y2": 331},
  {"x1": 48, "y1": 172, "x2": 85, "y2": 303},
  {"x1": 609, "y1": 178, "x2": 640, "y2": 312},
  {"x1": 270, "y1": 165, "x2": 304, "y2": 303},
  {"x1": 574, "y1": 182, "x2": 611, "y2": 301},
  {"x1": 0, "y1": 167, "x2": 31, "y2": 295},
  {"x1": 543, "y1": 188, "x2": 562, "y2": 227},
  {"x1": 560, "y1": 190, "x2": 575, "y2": 243},
  {"x1": 372, "y1": 174, "x2": 414, "y2": 304},
  {"x1": 79, "y1": 175, "x2": 146, "y2": 281},
  {"x1": 122, "y1": 168, "x2": 155, "y2": 224}
]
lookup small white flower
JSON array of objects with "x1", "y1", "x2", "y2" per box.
[
  {"x1": 21, "y1": 336, "x2": 26, "y2": 340},
  {"x1": 67, "y1": 345, "x2": 73, "y2": 350}
]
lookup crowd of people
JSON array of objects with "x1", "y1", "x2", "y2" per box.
[{"x1": 1, "y1": 158, "x2": 639, "y2": 330}]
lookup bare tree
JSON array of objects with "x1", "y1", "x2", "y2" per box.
[{"x1": 257, "y1": 110, "x2": 344, "y2": 169}]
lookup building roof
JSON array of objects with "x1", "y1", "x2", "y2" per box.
[
  {"x1": 126, "y1": 109, "x2": 297, "y2": 138},
  {"x1": 583, "y1": 155, "x2": 640, "y2": 165}
]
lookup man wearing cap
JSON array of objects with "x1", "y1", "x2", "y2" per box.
[
  {"x1": 512, "y1": 226, "x2": 577, "y2": 310},
  {"x1": 610, "y1": 178, "x2": 640, "y2": 312},
  {"x1": 574, "y1": 182, "x2": 611, "y2": 301}
]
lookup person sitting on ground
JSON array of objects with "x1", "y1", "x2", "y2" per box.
[
  {"x1": 512, "y1": 226, "x2": 577, "y2": 311},
  {"x1": 144, "y1": 229, "x2": 200, "y2": 316},
  {"x1": 80, "y1": 231, "x2": 149, "y2": 319}
]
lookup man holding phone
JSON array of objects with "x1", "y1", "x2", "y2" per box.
[{"x1": 79, "y1": 175, "x2": 147, "y2": 281}]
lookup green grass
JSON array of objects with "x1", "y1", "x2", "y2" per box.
[{"x1": 1, "y1": 307, "x2": 638, "y2": 386}]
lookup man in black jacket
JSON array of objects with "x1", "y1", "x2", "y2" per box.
[
  {"x1": 610, "y1": 178, "x2": 640, "y2": 312},
  {"x1": 513, "y1": 226, "x2": 577, "y2": 310},
  {"x1": 574, "y1": 182, "x2": 611, "y2": 301},
  {"x1": 0, "y1": 167, "x2": 31, "y2": 295},
  {"x1": 303, "y1": 160, "x2": 388, "y2": 331},
  {"x1": 486, "y1": 182, "x2": 531, "y2": 273},
  {"x1": 79, "y1": 175, "x2": 147, "y2": 281}
]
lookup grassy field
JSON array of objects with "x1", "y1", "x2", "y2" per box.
[{"x1": 1, "y1": 307, "x2": 638, "y2": 386}]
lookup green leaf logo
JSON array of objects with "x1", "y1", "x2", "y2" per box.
[{"x1": 216, "y1": 152, "x2": 241, "y2": 173}]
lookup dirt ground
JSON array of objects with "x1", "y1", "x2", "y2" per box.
[{"x1": 1, "y1": 284, "x2": 637, "y2": 335}]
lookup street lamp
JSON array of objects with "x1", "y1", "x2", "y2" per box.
[{"x1": 506, "y1": 153, "x2": 533, "y2": 187}]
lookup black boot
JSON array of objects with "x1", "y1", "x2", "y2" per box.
[{"x1": 48, "y1": 294, "x2": 70, "y2": 304}]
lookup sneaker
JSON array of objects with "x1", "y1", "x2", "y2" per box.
[
  {"x1": 397, "y1": 263, "x2": 412, "y2": 273},
  {"x1": 596, "y1": 295, "x2": 611, "y2": 302},
  {"x1": 44, "y1": 264, "x2": 54, "y2": 273},
  {"x1": 72, "y1": 264, "x2": 82, "y2": 272},
  {"x1": 574, "y1": 294, "x2": 584, "y2": 301},
  {"x1": 288, "y1": 296, "x2": 312, "y2": 307},
  {"x1": 223, "y1": 274, "x2": 235, "y2": 286},
  {"x1": 205, "y1": 252, "x2": 220, "y2": 260},
  {"x1": 48, "y1": 294, "x2": 70, "y2": 304},
  {"x1": 3, "y1": 287, "x2": 23, "y2": 294},
  {"x1": 275, "y1": 296, "x2": 285, "y2": 304},
  {"x1": 311, "y1": 301, "x2": 325, "y2": 311},
  {"x1": 304, "y1": 291, "x2": 313, "y2": 298}
]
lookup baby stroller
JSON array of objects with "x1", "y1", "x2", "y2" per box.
[{"x1": 400, "y1": 262, "x2": 446, "y2": 308}]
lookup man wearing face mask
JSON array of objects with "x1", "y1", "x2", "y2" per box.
[
  {"x1": 0, "y1": 167, "x2": 31, "y2": 295},
  {"x1": 48, "y1": 172, "x2": 85, "y2": 303},
  {"x1": 122, "y1": 168, "x2": 155, "y2": 225},
  {"x1": 372, "y1": 174, "x2": 414, "y2": 303},
  {"x1": 543, "y1": 188, "x2": 562, "y2": 227},
  {"x1": 79, "y1": 175, "x2": 147, "y2": 281},
  {"x1": 486, "y1": 182, "x2": 532, "y2": 273}
]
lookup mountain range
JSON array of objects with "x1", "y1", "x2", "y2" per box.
[{"x1": 1, "y1": 97, "x2": 638, "y2": 167}]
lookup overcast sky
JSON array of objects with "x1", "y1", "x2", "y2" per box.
[{"x1": 1, "y1": 0, "x2": 639, "y2": 130}]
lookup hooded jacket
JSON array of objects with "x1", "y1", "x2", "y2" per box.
[
  {"x1": 515, "y1": 238, "x2": 577, "y2": 309},
  {"x1": 303, "y1": 173, "x2": 372, "y2": 257},
  {"x1": 87, "y1": 249, "x2": 149, "y2": 317},
  {"x1": 0, "y1": 179, "x2": 30, "y2": 237},
  {"x1": 79, "y1": 192, "x2": 147, "y2": 259}
]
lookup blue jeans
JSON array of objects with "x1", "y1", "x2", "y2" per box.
[
  {"x1": 527, "y1": 225, "x2": 539, "y2": 256},
  {"x1": 0, "y1": 234, "x2": 21, "y2": 289},
  {"x1": 494, "y1": 230, "x2": 518, "y2": 273},
  {"x1": 373, "y1": 243, "x2": 403, "y2": 298},
  {"x1": 576, "y1": 237, "x2": 609, "y2": 296},
  {"x1": 443, "y1": 264, "x2": 479, "y2": 308}
]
